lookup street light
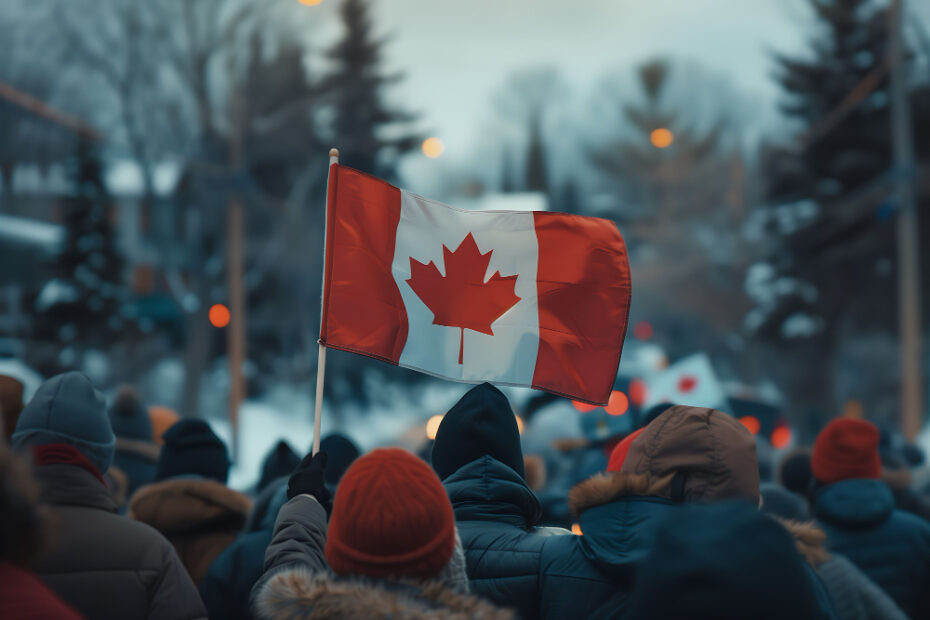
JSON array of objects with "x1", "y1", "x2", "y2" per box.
[{"x1": 649, "y1": 128, "x2": 674, "y2": 148}]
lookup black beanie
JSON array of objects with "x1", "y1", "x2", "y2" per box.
[
  {"x1": 156, "y1": 419, "x2": 230, "y2": 483},
  {"x1": 432, "y1": 383, "x2": 524, "y2": 480},
  {"x1": 319, "y1": 434, "x2": 360, "y2": 486},
  {"x1": 257, "y1": 440, "x2": 300, "y2": 493},
  {"x1": 628, "y1": 502, "x2": 822, "y2": 619}
]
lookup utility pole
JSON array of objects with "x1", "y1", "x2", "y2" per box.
[{"x1": 889, "y1": 0, "x2": 924, "y2": 440}]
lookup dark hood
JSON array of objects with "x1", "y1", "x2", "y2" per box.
[
  {"x1": 432, "y1": 383, "x2": 524, "y2": 481},
  {"x1": 814, "y1": 478, "x2": 895, "y2": 527},
  {"x1": 443, "y1": 455, "x2": 541, "y2": 528}
]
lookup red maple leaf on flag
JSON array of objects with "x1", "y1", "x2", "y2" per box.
[{"x1": 406, "y1": 233, "x2": 521, "y2": 364}]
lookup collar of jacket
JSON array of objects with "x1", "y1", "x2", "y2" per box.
[
  {"x1": 128, "y1": 476, "x2": 252, "y2": 535},
  {"x1": 442, "y1": 455, "x2": 542, "y2": 528},
  {"x1": 813, "y1": 478, "x2": 895, "y2": 527},
  {"x1": 256, "y1": 566, "x2": 514, "y2": 619},
  {"x1": 33, "y1": 463, "x2": 118, "y2": 513}
]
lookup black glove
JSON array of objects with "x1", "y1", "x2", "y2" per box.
[{"x1": 287, "y1": 451, "x2": 333, "y2": 514}]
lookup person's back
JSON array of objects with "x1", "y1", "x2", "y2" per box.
[
  {"x1": 433, "y1": 384, "x2": 623, "y2": 619},
  {"x1": 130, "y1": 418, "x2": 251, "y2": 585},
  {"x1": 811, "y1": 418, "x2": 930, "y2": 618},
  {"x1": 12, "y1": 372, "x2": 206, "y2": 620}
]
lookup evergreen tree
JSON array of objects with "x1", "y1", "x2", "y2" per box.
[
  {"x1": 588, "y1": 59, "x2": 745, "y2": 360},
  {"x1": 319, "y1": 0, "x2": 420, "y2": 179},
  {"x1": 751, "y1": 0, "x2": 930, "y2": 421},
  {"x1": 35, "y1": 140, "x2": 129, "y2": 353}
]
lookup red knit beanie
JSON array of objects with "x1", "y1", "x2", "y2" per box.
[
  {"x1": 608, "y1": 427, "x2": 645, "y2": 473},
  {"x1": 325, "y1": 448, "x2": 456, "y2": 579},
  {"x1": 812, "y1": 418, "x2": 881, "y2": 484}
]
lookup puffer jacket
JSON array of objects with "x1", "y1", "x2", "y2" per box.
[
  {"x1": 33, "y1": 464, "x2": 206, "y2": 620},
  {"x1": 130, "y1": 476, "x2": 252, "y2": 584},
  {"x1": 443, "y1": 455, "x2": 617, "y2": 619},
  {"x1": 200, "y1": 481, "x2": 289, "y2": 620},
  {"x1": 814, "y1": 478, "x2": 930, "y2": 619}
]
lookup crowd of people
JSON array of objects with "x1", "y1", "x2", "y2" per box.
[{"x1": 1, "y1": 371, "x2": 929, "y2": 619}]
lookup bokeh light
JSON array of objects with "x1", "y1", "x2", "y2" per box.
[
  {"x1": 771, "y1": 426, "x2": 792, "y2": 449},
  {"x1": 633, "y1": 321, "x2": 653, "y2": 340},
  {"x1": 573, "y1": 400, "x2": 598, "y2": 413},
  {"x1": 421, "y1": 137, "x2": 445, "y2": 158},
  {"x1": 209, "y1": 304, "x2": 230, "y2": 328},
  {"x1": 628, "y1": 379, "x2": 648, "y2": 407},
  {"x1": 515, "y1": 414, "x2": 525, "y2": 434},
  {"x1": 739, "y1": 415, "x2": 760, "y2": 435},
  {"x1": 426, "y1": 414, "x2": 444, "y2": 440},
  {"x1": 571, "y1": 523, "x2": 583, "y2": 536},
  {"x1": 649, "y1": 127, "x2": 674, "y2": 148},
  {"x1": 297, "y1": 0, "x2": 324, "y2": 6},
  {"x1": 605, "y1": 390, "x2": 629, "y2": 416}
]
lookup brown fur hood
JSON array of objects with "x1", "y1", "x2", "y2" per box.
[
  {"x1": 128, "y1": 477, "x2": 252, "y2": 534},
  {"x1": 568, "y1": 471, "x2": 830, "y2": 567},
  {"x1": 257, "y1": 567, "x2": 513, "y2": 620}
]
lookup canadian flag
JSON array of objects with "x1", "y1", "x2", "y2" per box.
[{"x1": 319, "y1": 164, "x2": 631, "y2": 404}]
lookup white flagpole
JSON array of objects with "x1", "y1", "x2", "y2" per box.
[{"x1": 313, "y1": 148, "x2": 339, "y2": 455}]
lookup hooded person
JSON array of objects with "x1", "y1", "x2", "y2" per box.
[
  {"x1": 256, "y1": 440, "x2": 300, "y2": 494},
  {"x1": 811, "y1": 418, "x2": 930, "y2": 618},
  {"x1": 0, "y1": 442, "x2": 82, "y2": 619},
  {"x1": 108, "y1": 385, "x2": 160, "y2": 498},
  {"x1": 318, "y1": 433, "x2": 359, "y2": 495},
  {"x1": 432, "y1": 383, "x2": 616, "y2": 619},
  {"x1": 129, "y1": 418, "x2": 252, "y2": 585},
  {"x1": 11, "y1": 371, "x2": 205, "y2": 619},
  {"x1": 254, "y1": 447, "x2": 511, "y2": 619},
  {"x1": 566, "y1": 405, "x2": 836, "y2": 618}
]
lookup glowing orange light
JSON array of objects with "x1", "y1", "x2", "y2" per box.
[
  {"x1": 650, "y1": 128, "x2": 674, "y2": 148},
  {"x1": 843, "y1": 400, "x2": 864, "y2": 419},
  {"x1": 209, "y1": 304, "x2": 230, "y2": 328},
  {"x1": 771, "y1": 426, "x2": 792, "y2": 449},
  {"x1": 515, "y1": 414, "x2": 525, "y2": 435},
  {"x1": 571, "y1": 523, "x2": 583, "y2": 536},
  {"x1": 628, "y1": 379, "x2": 648, "y2": 407},
  {"x1": 426, "y1": 414, "x2": 444, "y2": 440},
  {"x1": 739, "y1": 415, "x2": 760, "y2": 435},
  {"x1": 633, "y1": 321, "x2": 653, "y2": 340},
  {"x1": 421, "y1": 137, "x2": 444, "y2": 158},
  {"x1": 297, "y1": 0, "x2": 324, "y2": 6},
  {"x1": 606, "y1": 390, "x2": 629, "y2": 416},
  {"x1": 573, "y1": 401, "x2": 598, "y2": 413}
]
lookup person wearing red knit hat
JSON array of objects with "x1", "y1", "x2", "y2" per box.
[
  {"x1": 811, "y1": 418, "x2": 930, "y2": 619},
  {"x1": 253, "y1": 448, "x2": 511, "y2": 619}
]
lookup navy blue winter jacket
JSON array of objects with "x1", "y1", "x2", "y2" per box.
[{"x1": 814, "y1": 478, "x2": 930, "y2": 619}]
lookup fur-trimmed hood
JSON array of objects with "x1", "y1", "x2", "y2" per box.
[
  {"x1": 568, "y1": 471, "x2": 672, "y2": 517},
  {"x1": 128, "y1": 477, "x2": 252, "y2": 534},
  {"x1": 256, "y1": 567, "x2": 513, "y2": 619}
]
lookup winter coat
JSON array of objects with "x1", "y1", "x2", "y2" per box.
[
  {"x1": 254, "y1": 494, "x2": 505, "y2": 619},
  {"x1": 129, "y1": 476, "x2": 252, "y2": 584},
  {"x1": 113, "y1": 437, "x2": 159, "y2": 498},
  {"x1": 788, "y1": 520, "x2": 907, "y2": 620},
  {"x1": 567, "y1": 472, "x2": 836, "y2": 619},
  {"x1": 200, "y1": 482, "x2": 288, "y2": 620},
  {"x1": 443, "y1": 455, "x2": 618, "y2": 619},
  {"x1": 32, "y1": 464, "x2": 206, "y2": 620},
  {"x1": 814, "y1": 478, "x2": 930, "y2": 619},
  {"x1": 0, "y1": 562, "x2": 83, "y2": 620}
]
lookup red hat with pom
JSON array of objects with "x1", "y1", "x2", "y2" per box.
[
  {"x1": 812, "y1": 418, "x2": 881, "y2": 484},
  {"x1": 325, "y1": 448, "x2": 455, "y2": 579}
]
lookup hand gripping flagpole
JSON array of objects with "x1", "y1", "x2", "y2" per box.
[{"x1": 313, "y1": 148, "x2": 339, "y2": 455}]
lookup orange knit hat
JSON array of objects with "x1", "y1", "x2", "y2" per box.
[{"x1": 325, "y1": 448, "x2": 455, "y2": 579}]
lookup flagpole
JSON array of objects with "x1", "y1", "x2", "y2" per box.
[{"x1": 313, "y1": 148, "x2": 339, "y2": 455}]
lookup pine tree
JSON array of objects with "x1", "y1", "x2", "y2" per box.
[
  {"x1": 751, "y1": 0, "x2": 930, "y2": 421},
  {"x1": 320, "y1": 0, "x2": 420, "y2": 179},
  {"x1": 36, "y1": 140, "x2": 129, "y2": 352}
]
